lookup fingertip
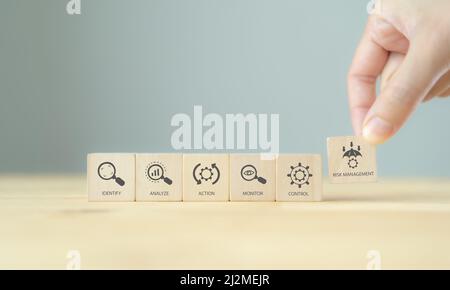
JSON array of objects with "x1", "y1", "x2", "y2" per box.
[
  {"x1": 351, "y1": 107, "x2": 370, "y2": 136},
  {"x1": 362, "y1": 116, "x2": 394, "y2": 145}
]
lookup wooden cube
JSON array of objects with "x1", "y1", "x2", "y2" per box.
[
  {"x1": 135, "y1": 153, "x2": 182, "y2": 201},
  {"x1": 183, "y1": 154, "x2": 229, "y2": 201},
  {"x1": 327, "y1": 136, "x2": 377, "y2": 183},
  {"x1": 276, "y1": 154, "x2": 322, "y2": 202},
  {"x1": 229, "y1": 154, "x2": 276, "y2": 201},
  {"x1": 87, "y1": 153, "x2": 135, "y2": 202}
]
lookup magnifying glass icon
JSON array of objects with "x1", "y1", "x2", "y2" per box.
[
  {"x1": 240, "y1": 164, "x2": 267, "y2": 184},
  {"x1": 97, "y1": 162, "x2": 125, "y2": 186},
  {"x1": 147, "y1": 164, "x2": 173, "y2": 185}
]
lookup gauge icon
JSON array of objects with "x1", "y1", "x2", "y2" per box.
[{"x1": 97, "y1": 162, "x2": 125, "y2": 186}]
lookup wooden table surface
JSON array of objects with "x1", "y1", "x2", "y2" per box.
[{"x1": 1, "y1": 176, "x2": 449, "y2": 270}]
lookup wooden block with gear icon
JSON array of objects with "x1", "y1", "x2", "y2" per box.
[
  {"x1": 135, "y1": 153, "x2": 183, "y2": 201},
  {"x1": 327, "y1": 136, "x2": 377, "y2": 183},
  {"x1": 229, "y1": 154, "x2": 276, "y2": 201},
  {"x1": 87, "y1": 153, "x2": 136, "y2": 202},
  {"x1": 182, "y1": 154, "x2": 229, "y2": 201},
  {"x1": 276, "y1": 154, "x2": 322, "y2": 202}
]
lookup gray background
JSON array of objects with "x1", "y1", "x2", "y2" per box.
[{"x1": 0, "y1": 0, "x2": 449, "y2": 176}]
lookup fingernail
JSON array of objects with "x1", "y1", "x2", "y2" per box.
[{"x1": 362, "y1": 116, "x2": 394, "y2": 144}]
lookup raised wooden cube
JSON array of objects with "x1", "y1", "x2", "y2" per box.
[{"x1": 327, "y1": 136, "x2": 377, "y2": 183}]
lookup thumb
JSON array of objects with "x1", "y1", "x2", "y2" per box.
[{"x1": 362, "y1": 34, "x2": 447, "y2": 144}]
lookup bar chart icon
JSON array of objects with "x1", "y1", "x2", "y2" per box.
[
  {"x1": 150, "y1": 167, "x2": 161, "y2": 178},
  {"x1": 145, "y1": 162, "x2": 173, "y2": 185}
]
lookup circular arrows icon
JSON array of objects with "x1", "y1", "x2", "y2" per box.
[{"x1": 193, "y1": 163, "x2": 221, "y2": 185}]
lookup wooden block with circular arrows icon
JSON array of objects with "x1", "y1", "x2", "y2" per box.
[
  {"x1": 182, "y1": 154, "x2": 229, "y2": 201},
  {"x1": 87, "y1": 153, "x2": 136, "y2": 202},
  {"x1": 229, "y1": 154, "x2": 276, "y2": 201},
  {"x1": 327, "y1": 136, "x2": 377, "y2": 183},
  {"x1": 276, "y1": 154, "x2": 322, "y2": 202},
  {"x1": 135, "y1": 153, "x2": 183, "y2": 201}
]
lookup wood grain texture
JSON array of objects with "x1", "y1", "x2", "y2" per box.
[{"x1": 1, "y1": 176, "x2": 450, "y2": 269}]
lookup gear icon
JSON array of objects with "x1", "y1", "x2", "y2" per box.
[
  {"x1": 343, "y1": 141, "x2": 362, "y2": 169},
  {"x1": 287, "y1": 163, "x2": 313, "y2": 188},
  {"x1": 348, "y1": 157, "x2": 358, "y2": 169},
  {"x1": 193, "y1": 163, "x2": 221, "y2": 185},
  {"x1": 200, "y1": 167, "x2": 214, "y2": 182}
]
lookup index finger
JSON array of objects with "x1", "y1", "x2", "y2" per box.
[{"x1": 348, "y1": 16, "x2": 389, "y2": 135}]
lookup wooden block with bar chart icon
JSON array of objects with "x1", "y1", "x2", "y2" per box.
[
  {"x1": 87, "y1": 153, "x2": 136, "y2": 202},
  {"x1": 276, "y1": 154, "x2": 322, "y2": 202},
  {"x1": 182, "y1": 154, "x2": 229, "y2": 201},
  {"x1": 135, "y1": 153, "x2": 183, "y2": 201},
  {"x1": 327, "y1": 136, "x2": 377, "y2": 183},
  {"x1": 229, "y1": 154, "x2": 276, "y2": 201}
]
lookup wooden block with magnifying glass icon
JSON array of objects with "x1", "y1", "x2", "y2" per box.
[
  {"x1": 87, "y1": 153, "x2": 136, "y2": 202},
  {"x1": 229, "y1": 154, "x2": 276, "y2": 201},
  {"x1": 183, "y1": 154, "x2": 229, "y2": 201},
  {"x1": 276, "y1": 154, "x2": 322, "y2": 202},
  {"x1": 135, "y1": 153, "x2": 183, "y2": 201},
  {"x1": 327, "y1": 136, "x2": 377, "y2": 183}
]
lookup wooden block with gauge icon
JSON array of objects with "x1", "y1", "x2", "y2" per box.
[
  {"x1": 182, "y1": 154, "x2": 229, "y2": 201},
  {"x1": 87, "y1": 153, "x2": 136, "y2": 202},
  {"x1": 135, "y1": 153, "x2": 183, "y2": 201},
  {"x1": 229, "y1": 154, "x2": 276, "y2": 201},
  {"x1": 276, "y1": 154, "x2": 322, "y2": 202},
  {"x1": 327, "y1": 136, "x2": 377, "y2": 183}
]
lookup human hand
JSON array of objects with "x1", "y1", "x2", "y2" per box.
[{"x1": 348, "y1": 0, "x2": 450, "y2": 144}]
